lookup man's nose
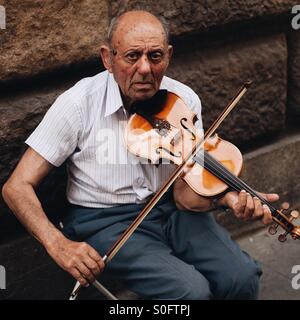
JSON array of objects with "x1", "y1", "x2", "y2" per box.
[{"x1": 137, "y1": 55, "x2": 151, "y2": 75}]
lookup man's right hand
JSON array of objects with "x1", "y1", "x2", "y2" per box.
[
  {"x1": 46, "y1": 236, "x2": 105, "y2": 287},
  {"x1": 1, "y1": 147, "x2": 105, "y2": 287}
]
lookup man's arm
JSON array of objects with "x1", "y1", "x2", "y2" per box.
[
  {"x1": 173, "y1": 177, "x2": 279, "y2": 225},
  {"x1": 173, "y1": 177, "x2": 212, "y2": 212},
  {"x1": 2, "y1": 147, "x2": 104, "y2": 286}
]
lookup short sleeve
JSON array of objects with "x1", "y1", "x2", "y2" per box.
[{"x1": 25, "y1": 92, "x2": 82, "y2": 167}]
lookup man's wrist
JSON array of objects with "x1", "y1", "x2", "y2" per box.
[
  {"x1": 211, "y1": 196, "x2": 229, "y2": 212},
  {"x1": 217, "y1": 195, "x2": 227, "y2": 208},
  {"x1": 41, "y1": 227, "x2": 66, "y2": 252}
]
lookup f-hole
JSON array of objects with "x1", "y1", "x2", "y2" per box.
[
  {"x1": 156, "y1": 146, "x2": 182, "y2": 158},
  {"x1": 180, "y1": 118, "x2": 196, "y2": 140}
]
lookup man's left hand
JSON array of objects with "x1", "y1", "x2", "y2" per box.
[{"x1": 218, "y1": 190, "x2": 279, "y2": 225}]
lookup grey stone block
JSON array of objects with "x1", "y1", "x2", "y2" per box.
[{"x1": 0, "y1": 1, "x2": 108, "y2": 81}]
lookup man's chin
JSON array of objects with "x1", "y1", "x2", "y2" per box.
[{"x1": 132, "y1": 90, "x2": 157, "y2": 102}]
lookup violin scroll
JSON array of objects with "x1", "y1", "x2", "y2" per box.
[{"x1": 268, "y1": 202, "x2": 300, "y2": 242}]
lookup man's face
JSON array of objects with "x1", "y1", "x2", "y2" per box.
[{"x1": 102, "y1": 18, "x2": 172, "y2": 106}]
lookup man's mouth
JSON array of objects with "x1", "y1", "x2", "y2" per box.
[{"x1": 132, "y1": 82, "x2": 153, "y2": 88}]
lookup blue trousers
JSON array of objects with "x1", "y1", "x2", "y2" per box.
[{"x1": 62, "y1": 192, "x2": 262, "y2": 300}]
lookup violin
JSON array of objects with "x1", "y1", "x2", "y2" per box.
[
  {"x1": 125, "y1": 89, "x2": 300, "y2": 243},
  {"x1": 70, "y1": 82, "x2": 300, "y2": 300}
]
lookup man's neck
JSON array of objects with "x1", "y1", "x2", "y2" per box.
[{"x1": 119, "y1": 90, "x2": 133, "y2": 113}]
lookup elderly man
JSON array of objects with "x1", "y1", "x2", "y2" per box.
[{"x1": 2, "y1": 10, "x2": 279, "y2": 300}]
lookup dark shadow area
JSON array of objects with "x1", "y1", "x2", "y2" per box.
[
  {"x1": 0, "y1": 58, "x2": 104, "y2": 98},
  {"x1": 172, "y1": 12, "x2": 291, "y2": 53}
]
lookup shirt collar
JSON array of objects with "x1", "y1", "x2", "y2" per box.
[
  {"x1": 104, "y1": 71, "x2": 124, "y2": 117},
  {"x1": 104, "y1": 72, "x2": 173, "y2": 117}
]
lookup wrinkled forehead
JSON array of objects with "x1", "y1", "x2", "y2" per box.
[{"x1": 111, "y1": 21, "x2": 167, "y2": 50}]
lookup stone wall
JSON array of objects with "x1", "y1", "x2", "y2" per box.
[
  {"x1": 110, "y1": 0, "x2": 296, "y2": 36},
  {"x1": 168, "y1": 33, "x2": 287, "y2": 144},
  {"x1": 1, "y1": 1, "x2": 300, "y2": 299},
  {"x1": 0, "y1": 0, "x2": 108, "y2": 81},
  {"x1": 288, "y1": 30, "x2": 300, "y2": 115}
]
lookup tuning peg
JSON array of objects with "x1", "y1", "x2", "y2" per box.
[
  {"x1": 268, "y1": 223, "x2": 279, "y2": 235},
  {"x1": 290, "y1": 210, "x2": 299, "y2": 222},
  {"x1": 281, "y1": 202, "x2": 290, "y2": 210},
  {"x1": 278, "y1": 231, "x2": 289, "y2": 242}
]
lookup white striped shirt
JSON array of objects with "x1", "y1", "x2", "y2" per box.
[{"x1": 25, "y1": 70, "x2": 203, "y2": 208}]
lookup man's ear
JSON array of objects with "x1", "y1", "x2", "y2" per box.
[
  {"x1": 167, "y1": 45, "x2": 173, "y2": 60},
  {"x1": 100, "y1": 45, "x2": 113, "y2": 73},
  {"x1": 163, "y1": 45, "x2": 173, "y2": 71}
]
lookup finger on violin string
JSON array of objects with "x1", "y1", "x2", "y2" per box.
[
  {"x1": 244, "y1": 192, "x2": 255, "y2": 220},
  {"x1": 256, "y1": 191, "x2": 279, "y2": 202},
  {"x1": 262, "y1": 204, "x2": 273, "y2": 225},
  {"x1": 252, "y1": 196, "x2": 264, "y2": 219},
  {"x1": 237, "y1": 189, "x2": 247, "y2": 214}
]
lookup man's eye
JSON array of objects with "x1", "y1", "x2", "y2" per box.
[
  {"x1": 150, "y1": 52, "x2": 163, "y2": 61},
  {"x1": 126, "y1": 52, "x2": 139, "y2": 62}
]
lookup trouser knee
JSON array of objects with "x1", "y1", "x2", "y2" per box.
[
  {"x1": 172, "y1": 278, "x2": 212, "y2": 300},
  {"x1": 233, "y1": 264, "x2": 262, "y2": 300},
  {"x1": 214, "y1": 261, "x2": 262, "y2": 300}
]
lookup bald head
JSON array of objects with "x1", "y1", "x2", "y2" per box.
[{"x1": 107, "y1": 10, "x2": 169, "y2": 47}]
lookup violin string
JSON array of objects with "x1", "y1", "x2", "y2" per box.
[
  {"x1": 199, "y1": 154, "x2": 253, "y2": 197},
  {"x1": 194, "y1": 151, "x2": 278, "y2": 213},
  {"x1": 204, "y1": 152, "x2": 278, "y2": 212},
  {"x1": 196, "y1": 152, "x2": 258, "y2": 199},
  {"x1": 204, "y1": 152, "x2": 263, "y2": 197},
  {"x1": 194, "y1": 151, "x2": 292, "y2": 228}
]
